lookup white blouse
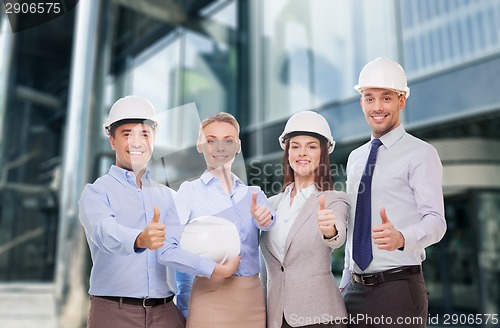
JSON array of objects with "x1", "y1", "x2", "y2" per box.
[{"x1": 267, "y1": 183, "x2": 316, "y2": 262}]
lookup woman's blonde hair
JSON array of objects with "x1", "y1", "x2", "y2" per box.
[{"x1": 199, "y1": 112, "x2": 240, "y2": 137}]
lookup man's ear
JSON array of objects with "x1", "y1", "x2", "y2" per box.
[
  {"x1": 109, "y1": 136, "x2": 116, "y2": 151},
  {"x1": 399, "y1": 95, "x2": 406, "y2": 110}
]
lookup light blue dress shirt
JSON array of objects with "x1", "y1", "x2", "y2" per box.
[
  {"x1": 79, "y1": 165, "x2": 177, "y2": 298},
  {"x1": 158, "y1": 171, "x2": 275, "y2": 313},
  {"x1": 341, "y1": 124, "x2": 447, "y2": 287}
]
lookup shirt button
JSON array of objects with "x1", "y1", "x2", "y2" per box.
[
  {"x1": 281, "y1": 266, "x2": 284, "y2": 272},
  {"x1": 149, "y1": 267, "x2": 154, "y2": 272}
]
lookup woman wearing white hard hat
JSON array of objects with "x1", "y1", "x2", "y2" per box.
[
  {"x1": 158, "y1": 112, "x2": 275, "y2": 328},
  {"x1": 260, "y1": 111, "x2": 348, "y2": 328}
]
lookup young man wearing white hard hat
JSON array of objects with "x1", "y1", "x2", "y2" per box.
[
  {"x1": 79, "y1": 96, "x2": 185, "y2": 328},
  {"x1": 340, "y1": 58, "x2": 447, "y2": 327}
]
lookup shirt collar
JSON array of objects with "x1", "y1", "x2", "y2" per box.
[
  {"x1": 283, "y1": 182, "x2": 317, "y2": 198},
  {"x1": 283, "y1": 183, "x2": 294, "y2": 196},
  {"x1": 299, "y1": 183, "x2": 317, "y2": 198},
  {"x1": 373, "y1": 124, "x2": 405, "y2": 149},
  {"x1": 200, "y1": 170, "x2": 243, "y2": 187},
  {"x1": 108, "y1": 165, "x2": 150, "y2": 186}
]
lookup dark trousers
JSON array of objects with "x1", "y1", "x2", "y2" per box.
[
  {"x1": 343, "y1": 271, "x2": 428, "y2": 328},
  {"x1": 87, "y1": 296, "x2": 186, "y2": 328}
]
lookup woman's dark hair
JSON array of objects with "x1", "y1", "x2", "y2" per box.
[{"x1": 282, "y1": 137, "x2": 334, "y2": 192}]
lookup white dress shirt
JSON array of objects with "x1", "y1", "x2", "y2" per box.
[
  {"x1": 268, "y1": 183, "x2": 316, "y2": 262},
  {"x1": 340, "y1": 124, "x2": 447, "y2": 288}
]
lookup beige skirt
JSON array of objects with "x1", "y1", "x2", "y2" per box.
[{"x1": 187, "y1": 275, "x2": 266, "y2": 328}]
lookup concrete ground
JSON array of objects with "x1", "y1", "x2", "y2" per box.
[{"x1": 0, "y1": 283, "x2": 57, "y2": 328}]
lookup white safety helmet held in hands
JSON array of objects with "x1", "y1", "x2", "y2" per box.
[
  {"x1": 354, "y1": 57, "x2": 410, "y2": 99},
  {"x1": 180, "y1": 216, "x2": 241, "y2": 264},
  {"x1": 279, "y1": 111, "x2": 335, "y2": 153},
  {"x1": 103, "y1": 95, "x2": 160, "y2": 137}
]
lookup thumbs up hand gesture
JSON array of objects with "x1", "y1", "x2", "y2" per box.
[
  {"x1": 317, "y1": 194, "x2": 338, "y2": 239},
  {"x1": 372, "y1": 208, "x2": 405, "y2": 251},
  {"x1": 135, "y1": 206, "x2": 166, "y2": 250},
  {"x1": 250, "y1": 192, "x2": 272, "y2": 227}
]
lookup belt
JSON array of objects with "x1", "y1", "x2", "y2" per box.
[
  {"x1": 352, "y1": 265, "x2": 421, "y2": 286},
  {"x1": 98, "y1": 295, "x2": 174, "y2": 308}
]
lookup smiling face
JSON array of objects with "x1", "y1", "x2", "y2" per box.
[
  {"x1": 110, "y1": 123, "x2": 155, "y2": 174},
  {"x1": 198, "y1": 121, "x2": 241, "y2": 170},
  {"x1": 360, "y1": 88, "x2": 406, "y2": 138},
  {"x1": 288, "y1": 135, "x2": 321, "y2": 183}
]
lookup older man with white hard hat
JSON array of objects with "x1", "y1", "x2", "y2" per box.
[
  {"x1": 340, "y1": 58, "x2": 447, "y2": 328},
  {"x1": 79, "y1": 95, "x2": 185, "y2": 328}
]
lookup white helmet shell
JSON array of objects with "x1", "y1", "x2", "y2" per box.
[
  {"x1": 103, "y1": 95, "x2": 159, "y2": 137},
  {"x1": 354, "y1": 57, "x2": 410, "y2": 98},
  {"x1": 278, "y1": 111, "x2": 335, "y2": 153},
  {"x1": 180, "y1": 216, "x2": 241, "y2": 264}
]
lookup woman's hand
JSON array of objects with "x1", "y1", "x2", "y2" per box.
[
  {"x1": 212, "y1": 256, "x2": 241, "y2": 279},
  {"x1": 317, "y1": 195, "x2": 338, "y2": 239},
  {"x1": 250, "y1": 192, "x2": 272, "y2": 227}
]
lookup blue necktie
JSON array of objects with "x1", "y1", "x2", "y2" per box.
[{"x1": 353, "y1": 138, "x2": 383, "y2": 271}]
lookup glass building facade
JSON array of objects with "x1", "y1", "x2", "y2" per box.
[{"x1": 1, "y1": 0, "x2": 500, "y2": 326}]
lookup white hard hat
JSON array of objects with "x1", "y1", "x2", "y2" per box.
[
  {"x1": 354, "y1": 57, "x2": 410, "y2": 99},
  {"x1": 180, "y1": 216, "x2": 241, "y2": 264},
  {"x1": 279, "y1": 111, "x2": 335, "y2": 153},
  {"x1": 103, "y1": 95, "x2": 160, "y2": 137}
]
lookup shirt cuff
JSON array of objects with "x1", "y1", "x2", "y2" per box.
[
  {"x1": 197, "y1": 257, "x2": 217, "y2": 278},
  {"x1": 259, "y1": 215, "x2": 276, "y2": 231},
  {"x1": 339, "y1": 268, "x2": 352, "y2": 289},
  {"x1": 130, "y1": 229, "x2": 145, "y2": 254},
  {"x1": 399, "y1": 227, "x2": 417, "y2": 252},
  {"x1": 323, "y1": 231, "x2": 339, "y2": 241}
]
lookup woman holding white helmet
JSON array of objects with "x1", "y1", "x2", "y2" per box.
[
  {"x1": 158, "y1": 112, "x2": 275, "y2": 328},
  {"x1": 260, "y1": 111, "x2": 348, "y2": 328}
]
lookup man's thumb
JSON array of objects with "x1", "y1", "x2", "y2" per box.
[
  {"x1": 380, "y1": 207, "x2": 389, "y2": 224},
  {"x1": 152, "y1": 206, "x2": 160, "y2": 223}
]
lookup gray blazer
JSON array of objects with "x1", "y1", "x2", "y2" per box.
[{"x1": 260, "y1": 190, "x2": 349, "y2": 328}]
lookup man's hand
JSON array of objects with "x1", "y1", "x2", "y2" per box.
[
  {"x1": 135, "y1": 206, "x2": 166, "y2": 250},
  {"x1": 372, "y1": 208, "x2": 405, "y2": 251},
  {"x1": 317, "y1": 194, "x2": 338, "y2": 239},
  {"x1": 250, "y1": 192, "x2": 272, "y2": 227},
  {"x1": 212, "y1": 256, "x2": 241, "y2": 279}
]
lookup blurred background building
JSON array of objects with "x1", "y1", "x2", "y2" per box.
[{"x1": 0, "y1": 0, "x2": 499, "y2": 327}]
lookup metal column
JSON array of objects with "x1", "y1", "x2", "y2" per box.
[
  {"x1": 0, "y1": 15, "x2": 14, "y2": 169},
  {"x1": 54, "y1": 1, "x2": 101, "y2": 327}
]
